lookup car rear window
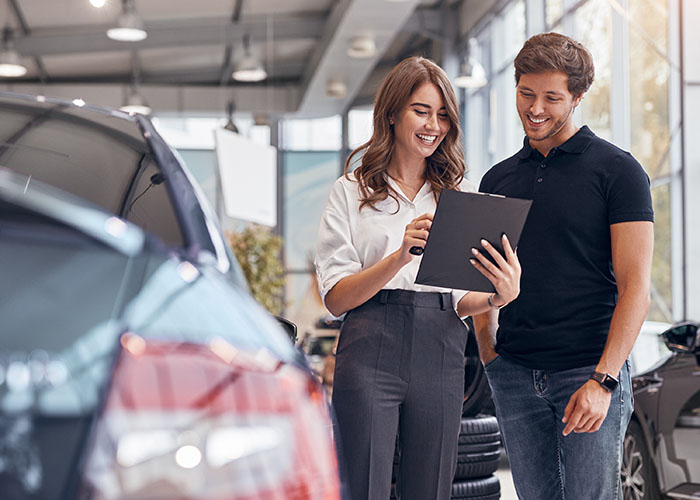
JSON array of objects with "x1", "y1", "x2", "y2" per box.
[{"x1": 0, "y1": 97, "x2": 185, "y2": 247}]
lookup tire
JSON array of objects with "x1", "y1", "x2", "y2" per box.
[
  {"x1": 457, "y1": 450, "x2": 501, "y2": 464},
  {"x1": 460, "y1": 415, "x2": 500, "y2": 436},
  {"x1": 451, "y1": 475, "x2": 500, "y2": 498},
  {"x1": 621, "y1": 419, "x2": 660, "y2": 500},
  {"x1": 453, "y1": 457, "x2": 500, "y2": 480},
  {"x1": 459, "y1": 430, "x2": 501, "y2": 445},
  {"x1": 462, "y1": 317, "x2": 496, "y2": 416},
  {"x1": 458, "y1": 441, "x2": 501, "y2": 455}
]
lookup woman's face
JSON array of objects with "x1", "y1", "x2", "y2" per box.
[{"x1": 391, "y1": 82, "x2": 450, "y2": 162}]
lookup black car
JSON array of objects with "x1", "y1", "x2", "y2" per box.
[
  {"x1": 621, "y1": 322, "x2": 700, "y2": 500},
  {"x1": 0, "y1": 92, "x2": 341, "y2": 499}
]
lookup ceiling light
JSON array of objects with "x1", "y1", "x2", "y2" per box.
[
  {"x1": 326, "y1": 79, "x2": 347, "y2": 99},
  {"x1": 107, "y1": 0, "x2": 147, "y2": 42},
  {"x1": 454, "y1": 39, "x2": 487, "y2": 89},
  {"x1": 120, "y1": 89, "x2": 151, "y2": 115},
  {"x1": 347, "y1": 35, "x2": 376, "y2": 58},
  {"x1": 232, "y1": 34, "x2": 267, "y2": 82},
  {"x1": 454, "y1": 59, "x2": 487, "y2": 88},
  {"x1": 0, "y1": 27, "x2": 27, "y2": 78},
  {"x1": 89, "y1": 0, "x2": 106, "y2": 7}
]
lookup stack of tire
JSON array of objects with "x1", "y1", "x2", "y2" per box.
[
  {"x1": 451, "y1": 317, "x2": 502, "y2": 499},
  {"x1": 451, "y1": 414, "x2": 501, "y2": 500}
]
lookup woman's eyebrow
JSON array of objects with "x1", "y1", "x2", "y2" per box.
[{"x1": 409, "y1": 102, "x2": 446, "y2": 110}]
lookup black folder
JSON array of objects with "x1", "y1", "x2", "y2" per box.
[{"x1": 415, "y1": 189, "x2": 532, "y2": 292}]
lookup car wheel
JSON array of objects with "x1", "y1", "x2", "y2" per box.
[{"x1": 621, "y1": 420, "x2": 660, "y2": 500}]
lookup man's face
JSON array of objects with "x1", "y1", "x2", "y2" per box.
[{"x1": 516, "y1": 71, "x2": 582, "y2": 153}]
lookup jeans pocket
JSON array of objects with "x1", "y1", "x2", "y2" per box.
[{"x1": 483, "y1": 354, "x2": 502, "y2": 370}]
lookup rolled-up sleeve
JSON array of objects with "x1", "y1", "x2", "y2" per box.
[{"x1": 315, "y1": 179, "x2": 362, "y2": 306}]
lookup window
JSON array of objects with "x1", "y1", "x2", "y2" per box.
[
  {"x1": 348, "y1": 108, "x2": 374, "y2": 149},
  {"x1": 282, "y1": 116, "x2": 342, "y2": 151},
  {"x1": 462, "y1": 0, "x2": 679, "y2": 319},
  {"x1": 575, "y1": 0, "x2": 612, "y2": 141}
]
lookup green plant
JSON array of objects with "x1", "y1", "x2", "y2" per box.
[{"x1": 227, "y1": 225, "x2": 285, "y2": 315}]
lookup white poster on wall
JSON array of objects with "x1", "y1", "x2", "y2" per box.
[{"x1": 214, "y1": 128, "x2": 277, "y2": 227}]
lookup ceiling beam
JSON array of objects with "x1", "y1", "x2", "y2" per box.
[
  {"x1": 295, "y1": 0, "x2": 422, "y2": 118},
  {"x1": 15, "y1": 14, "x2": 324, "y2": 57},
  {"x1": 8, "y1": 59, "x2": 307, "y2": 86},
  {"x1": 1, "y1": 83, "x2": 300, "y2": 116}
]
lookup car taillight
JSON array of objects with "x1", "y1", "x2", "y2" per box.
[{"x1": 82, "y1": 334, "x2": 340, "y2": 500}]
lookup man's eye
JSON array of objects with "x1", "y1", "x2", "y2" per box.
[{"x1": 547, "y1": 97, "x2": 561, "y2": 102}]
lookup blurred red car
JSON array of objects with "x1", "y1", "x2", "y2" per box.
[{"x1": 0, "y1": 91, "x2": 340, "y2": 500}]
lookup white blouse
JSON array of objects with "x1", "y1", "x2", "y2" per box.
[{"x1": 315, "y1": 174, "x2": 475, "y2": 311}]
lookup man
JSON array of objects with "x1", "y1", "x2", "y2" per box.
[{"x1": 474, "y1": 32, "x2": 654, "y2": 499}]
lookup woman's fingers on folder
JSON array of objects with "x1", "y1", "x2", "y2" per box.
[
  {"x1": 470, "y1": 234, "x2": 522, "y2": 305},
  {"x1": 501, "y1": 234, "x2": 521, "y2": 271}
]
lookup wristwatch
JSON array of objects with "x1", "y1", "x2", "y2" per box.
[
  {"x1": 487, "y1": 292, "x2": 505, "y2": 310},
  {"x1": 589, "y1": 371, "x2": 619, "y2": 392}
]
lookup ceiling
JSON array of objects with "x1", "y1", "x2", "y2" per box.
[{"x1": 0, "y1": 0, "x2": 484, "y2": 119}]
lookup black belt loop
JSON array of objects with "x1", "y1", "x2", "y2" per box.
[
  {"x1": 378, "y1": 289, "x2": 389, "y2": 304},
  {"x1": 439, "y1": 293, "x2": 446, "y2": 310}
]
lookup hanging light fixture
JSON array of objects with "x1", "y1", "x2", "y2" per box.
[
  {"x1": 107, "y1": 0, "x2": 147, "y2": 42},
  {"x1": 120, "y1": 87, "x2": 151, "y2": 115},
  {"x1": 454, "y1": 38, "x2": 487, "y2": 89},
  {"x1": 0, "y1": 26, "x2": 27, "y2": 78},
  {"x1": 232, "y1": 34, "x2": 267, "y2": 82},
  {"x1": 222, "y1": 101, "x2": 239, "y2": 133},
  {"x1": 347, "y1": 34, "x2": 376, "y2": 58},
  {"x1": 326, "y1": 78, "x2": 347, "y2": 99}
]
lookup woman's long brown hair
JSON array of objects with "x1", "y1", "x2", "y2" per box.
[{"x1": 345, "y1": 56, "x2": 466, "y2": 212}]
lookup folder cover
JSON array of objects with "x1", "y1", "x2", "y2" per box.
[{"x1": 415, "y1": 189, "x2": 532, "y2": 292}]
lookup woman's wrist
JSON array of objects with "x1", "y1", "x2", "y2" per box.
[{"x1": 488, "y1": 292, "x2": 507, "y2": 309}]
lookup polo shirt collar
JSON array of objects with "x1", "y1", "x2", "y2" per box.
[{"x1": 515, "y1": 125, "x2": 594, "y2": 159}]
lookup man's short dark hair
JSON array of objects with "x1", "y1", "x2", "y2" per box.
[{"x1": 514, "y1": 32, "x2": 595, "y2": 97}]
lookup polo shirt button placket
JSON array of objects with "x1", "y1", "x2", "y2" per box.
[{"x1": 536, "y1": 163, "x2": 546, "y2": 184}]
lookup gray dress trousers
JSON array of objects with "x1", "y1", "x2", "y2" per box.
[{"x1": 332, "y1": 289, "x2": 467, "y2": 500}]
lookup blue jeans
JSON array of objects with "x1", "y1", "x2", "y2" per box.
[{"x1": 484, "y1": 355, "x2": 633, "y2": 500}]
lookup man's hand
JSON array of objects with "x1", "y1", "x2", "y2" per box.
[{"x1": 561, "y1": 380, "x2": 612, "y2": 436}]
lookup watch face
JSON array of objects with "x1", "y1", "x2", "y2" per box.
[
  {"x1": 601, "y1": 374, "x2": 618, "y2": 391},
  {"x1": 591, "y1": 371, "x2": 619, "y2": 392}
]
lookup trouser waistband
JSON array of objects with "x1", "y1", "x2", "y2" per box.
[{"x1": 368, "y1": 289, "x2": 451, "y2": 310}]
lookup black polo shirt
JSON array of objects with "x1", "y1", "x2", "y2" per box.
[{"x1": 479, "y1": 126, "x2": 653, "y2": 370}]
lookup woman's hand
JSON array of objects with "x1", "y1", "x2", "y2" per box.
[
  {"x1": 397, "y1": 213, "x2": 433, "y2": 264},
  {"x1": 470, "y1": 234, "x2": 521, "y2": 307}
]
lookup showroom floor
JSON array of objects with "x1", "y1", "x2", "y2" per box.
[{"x1": 494, "y1": 453, "x2": 518, "y2": 499}]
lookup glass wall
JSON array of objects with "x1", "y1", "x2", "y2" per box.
[
  {"x1": 463, "y1": 0, "x2": 679, "y2": 321},
  {"x1": 280, "y1": 116, "x2": 343, "y2": 339}
]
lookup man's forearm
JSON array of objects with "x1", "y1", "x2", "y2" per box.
[
  {"x1": 473, "y1": 309, "x2": 499, "y2": 364},
  {"x1": 596, "y1": 286, "x2": 650, "y2": 375}
]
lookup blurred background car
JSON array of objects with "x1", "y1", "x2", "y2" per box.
[
  {"x1": 0, "y1": 91, "x2": 340, "y2": 500},
  {"x1": 621, "y1": 321, "x2": 700, "y2": 500}
]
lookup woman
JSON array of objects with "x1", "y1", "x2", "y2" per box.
[{"x1": 315, "y1": 56, "x2": 521, "y2": 500}]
